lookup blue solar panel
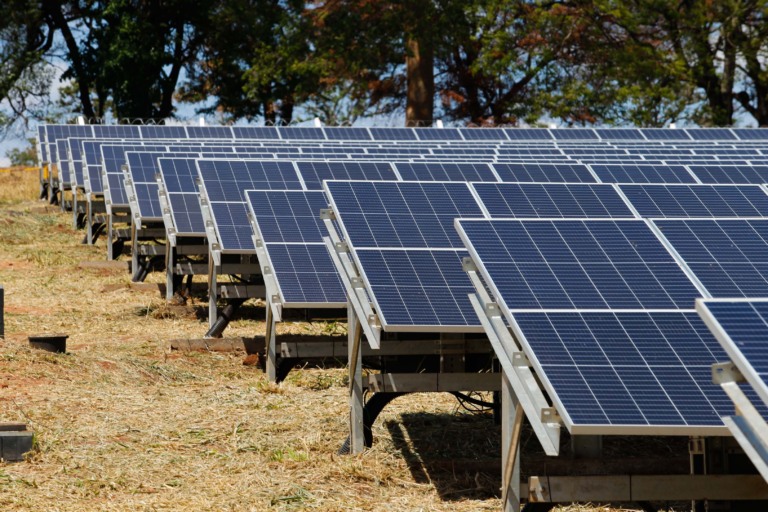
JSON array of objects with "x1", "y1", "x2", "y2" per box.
[
  {"x1": 511, "y1": 311, "x2": 732, "y2": 428},
  {"x1": 394, "y1": 162, "x2": 497, "y2": 181},
  {"x1": 733, "y1": 129, "x2": 768, "y2": 140},
  {"x1": 196, "y1": 160, "x2": 303, "y2": 202},
  {"x1": 430, "y1": 148, "x2": 497, "y2": 156},
  {"x1": 564, "y1": 148, "x2": 629, "y2": 156},
  {"x1": 654, "y1": 219, "x2": 768, "y2": 297},
  {"x1": 209, "y1": 201, "x2": 254, "y2": 251},
  {"x1": 699, "y1": 299, "x2": 768, "y2": 406},
  {"x1": 264, "y1": 244, "x2": 346, "y2": 304},
  {"x1": 550, "y1": 129, "x2": 598, "y2": 140},
  {"x1": 492, "y1": 163, "x2": 597, "y2": 183},
  {"x1": 92, "y1": 125, "x2": 141, "y2": 138},
  {"x1": 231, "y1": 126, "x2": 281, "y2": 139},
  {"x1": 457, "y1": 219, "x2": 701, "y2": 310},
  {"x1": 474, "y1": 183, "x2": 636, "y2": 218},
  {"x1": 458, "y1": 128, "x2": 508, "y2": 141},
  {"x1": 56, "y1": 140, "x2": 71, "y2": 183},
  {"x1": 158, "y1": 158, "x2": 201, "y2": 193},
  {"x1": 59, "y1": 160, "x2": 71, "y2": 185},
  {"x1": 326, "y1": 181, "x2": 485, "y2": 249},
  {"x1": 688, "y1": 165, "x2": 768, "y2": 184},
  {"x1": 687, "y1": 129, "x2": 736, "y2": 141},
  {"x1": 368, "y1": 127, "x2": 417, "y2": 141},
  {"x1": 294, "y1": 161, "x2": 397, "y2": 190},
  {"x1": 641, "y1": 129, "x2": 691, "y2": 140},
  {"x1": 185, "y1": 126, "x2": 233, "y2": 139},
  {"x1": 620, "y1": 185, "x2": 768, "y2": 217},
  {"x1": 503, "y1": 128, "x2": 552, "y2": 140},
  {"x1": 106, "y1": 173, "x2": 128, "y2": 205},
  {"x1": 277, "y1": 127, "x2": 326, "y2": 140},
  {"x1": 138, "y1": 125, "x2": 187, "y2": 139},
  {"x1": 594, "y1": 129, "x2": 644, "y2": 140},
  {"x1": 135, "y1": 183, "x2": 163, "y2": 219},
  {"x1": 37, "y1": 126, "x2": 47, "y2": 162},
  {"x1": 414, "y1": 128, "x2": 462, "y2": 141},
  {"x1": 323, "y1": 127, "x2": 372, "y2": 141},
  {"x1": 356, "y1": 249, "x2": 479, "y2": 328},
  {"x1": 247, "y1": 190, "x2": 328, "y2": 243},
  {"x1": 590, "y1": 164, "x2": 697, "y2": 184},
  {"x1": 496, "y1": 148, "x2": 564, "y2": 156},
  {"x1": 168, "y1": 193, "x2": 204, "y2": 234}
]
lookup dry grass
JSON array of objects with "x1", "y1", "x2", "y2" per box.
[{"x1": 0, "y1": 170, "x2": 660, "y2": 511}]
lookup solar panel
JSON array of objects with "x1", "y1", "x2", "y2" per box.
[
  {"x1": 325, "y1": 181, "x2": 485, "y2": 249},
  {"x1": 231, "y1": 126, "x2": 281, "y2": 139},
  {"x1": 458, "y1": 128, "x2": 508, "y2": 141},
  {"x1": 653, "y1": 219, "x2": 768, "y2": 297},
  {"x1": 733, "y1": 129, "x2": 768, "y2": 141},
  {"x1": 394, "y1": 162, "x2": 497, "y2": 181},
  {"x1": 185, "y1": 126, "x2": 233, "y2": 139},
  {"x1": 413, "y1": 128, "x2": 462, "y2": 141},
  {"x1": 503, "y1": 128, "x2": 552, "y2": 140},
  {"x1": 158, "y1": 157, "x2": 202, "y2": 193},
  {"x1": 168, "y1": 193, "x2": 204, "y2": 235},
  {"x1": 492, "y1": 163, "x2": 597, "y2": 183},
  {"x1": 138, "y1": 125, "x2": 187, "y2": 139},
  {"x1": 590, "y1": 164, "x2": 697, "y2": 184},
  {"x1": 322, "y1": 127, "x2": 372, "y2": 141},
  {"x1": 473, "y1": 183, "x2": 636, "y2": 218},
  {"x1": 246, "y1": 190, "x2": 346, "y2": 305},
  {"x1": 368, "y1": 127, "x2": 417, "y2": 141},
  {"x1": 294, "y1": 161, "x2": 397, "y2": 190},
  {"x1": 688, "y1": 165, "x2": 768, "y2": 184},
  {"x1": 509, "y1": 310, "x2": 732, "y2": 429},
  {"x1": 430, "y1": 148, "x2": 497, "y2": 156},
  {"x1": 134, "y1": 183, "x2": 163, "y2": 219},
  {"x1": 594, "y1": 129, "x2": 645, "y2": 140},
  {"x1": 277, "y1": 126, "x2": 326, "y2": 140},
  {"x1": 354, "y1": 248, "x2": 478, "y2": 328},
  {"x1": 198, "y1": 159, "x2": 303, "y2": 252},
  {"x1": 687, "y1": 129, "x2": 736, "y2": 141},
  {"x1": 496, "y1": 148, "x2": 564, "y2": 156},
  {"x1": 620, "y1": 184, "x2": 768, "y2": 217},
  {"x1": 37, "y1": 126, "x2": 47, "y2": 162},
  {"x1": 92, "y1": 125, "x2": 141, "y2": 138},
  {"x1": 550, "y1": 129, "x2": 598, "y2": 140},
  {"x1": 641, "y1": 129, "x2": 691, "y2": 140},
  {"x1": 456, "y1": 219, "x2": 701, "y2": 310},
  {"x1": 56, "y1": 140, "x2": 71, "y2": 183}
]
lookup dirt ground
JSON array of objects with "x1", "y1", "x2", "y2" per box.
[{"x1": 0, "y1": 168, "x2": 657, "y2": 511}]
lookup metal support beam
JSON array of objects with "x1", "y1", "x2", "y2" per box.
[
  {"x1": 265, "y1": 299, "x2": 277, "y2": 382},
  {"x1": 165, "y1": 241, "x2": 175, "y2": 301},
  {"x1": 348, "y1": 304, "x2": 365, "y2": 454},
  {"x1": 208, "y1": 257, "x2": 218, "y2": 329},
  {"x1": 502, "y1": 372, "x2": 522, "y2": 512}
]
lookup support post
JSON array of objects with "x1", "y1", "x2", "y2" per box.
[
  {"x1": 107, "y1": 213, "x2": 114, "y2": 260},
  {"x1": 165, "y1": 241, "x2": 175, "y2": 301},
  {"x1": 208, "y1": 257, "x2": 218, "y2": 329},
  {"x1": 265, "y1": 300, "x2": 277, "y2": 382},
  {"x1": 131, "y1": 221, "x2": 139, "y2": 279},
  {"x1": 72, "y1": 188, "x2": 79, "y2": 229},
  {"x1": 502, "y1": 371, "x2": 522, "y2": 512},
  {"x1": 86, "y1": 197, "x2": 94, "y2": 245},
  {"x1": 348, "y1": 303, "x2": 365, "y2": 454}
]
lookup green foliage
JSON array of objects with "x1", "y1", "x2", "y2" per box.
[{"x1": 5, "y1": 138, "x2": 37, "y2": 167}]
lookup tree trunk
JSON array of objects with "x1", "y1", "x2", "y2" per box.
[{"x1": 405, "y1": 37, "x2": 434, "y2": 127}]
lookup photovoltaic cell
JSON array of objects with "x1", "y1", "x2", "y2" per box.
[
  {"x1": 492, "y1": 163, "x2": 596, "y2": 183},
  {"x1": 511, "y1": 311, "x2": 732, "y2": 428},
  {"x1": 594, "y1": 129, "x2": 644, "y2": 140},
  {"x1": 92, "y1": 125, "x2": 141, "y2": 138},
  {"x1": 590, "y1": 164, "x2": 696, "y2": 184},
  {"x1": 641, "y1": 129, "x2": 691, "y2": 140},
  {"x1": 196, "y1": 160, "x2": 302, "y2": 202},
  {"x1": 394, "y1": 162, "x2": 497, "y2": 182},
  {"x1": 368, "y1": 127, "x2": 417, "y2": 141},
  {"x1": 264, "y1": 244, "x2": 346, "y2": 304},
  {"x1": 326, "y1": 181, "x2": 485, "y2": 249},
  {"x1": 620, "y1": 184, "x2": 768, "y2": 217},
  {"x1": 169, "y1": 193, "x2": 204, "y2": 234},
  {"x1": 654, "y1": 219, "x2": 768, "y2": 298},
  {"x1": 355, "y1": 248, "x2": 479, "y2": 328},
  {"x1": 550, "y1": 129, "x2": 598, "y2": 140},
  {"x1": 294, "y1": 161, "x2": 397, "y2": 190},
  {"x1": 473, "y1": 183, "x2": 636, "y2": 218},
  {"x1": 687, "y1": 129, "x2": 736, "y2": 141},
  {"x1": 688, "y1": 165, "x2": 768, "y2": 184},
  {"x1": 457, "y1": 219, "x2": 701, "y2": 310},
  {"x1": 185, "y1": 126, "x2": 233, "y2": 139},
  {"x1": 414, "y1": 128, "x2": 462, "y2": 141},
  {"x1": 231, "y1": 126, "x2": 280, "y2": 139},
  {"x1": 248, "y1": 190, "x2": 328, "y2": 243},
  {"x1": 139, "y1": 125, "x2": 186, "y2": 139},
  {"x1": 459, "y1": 128, "x2": 508, "y2": 140},
  {"x1": 323, "y1": 127, "x2": 372, "y2": 141},
  {"x1": 503, "y1": 128, "x2": 552, "y2": 140},
  {"x1": 278, "y1": 127, "x2": 326, "y2": 140},
  {"x1": 733, "y1": 129, "x2": 768, "y2": 141}
]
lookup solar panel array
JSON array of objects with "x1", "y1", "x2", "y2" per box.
[{"x1": 36, "y1": 123, "x2": 768, "y2": 444}]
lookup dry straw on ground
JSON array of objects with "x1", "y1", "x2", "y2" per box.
[{"x1": 0, "y1": 168, "x2": 659, "y2": 511}]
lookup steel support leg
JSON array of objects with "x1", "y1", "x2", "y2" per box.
[
  {"x1": 502, "y1": 371, "x2": 523, "y2": 512},
  {"x1": 265, "y1": 301, "x2": 277, "y2": 382},
  {"x1": 348, "y1": 304, "x2": 365, "y2": 454},
  {"x1": 165, "y1": 241, "x2": 175, "y2": 301},
  {"x1": 208, "y1": 259, "x2": 218, "y2": 329}
]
